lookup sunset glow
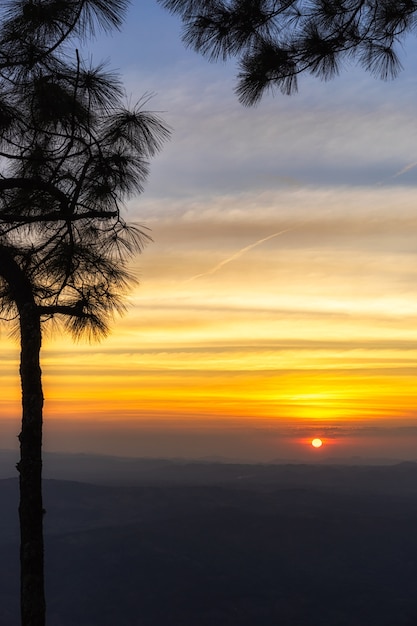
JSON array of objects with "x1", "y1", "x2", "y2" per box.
[
  {"x1": 311, "y1": 439, "x2": 323, "y2": 449},
  {"x1": 1, "y1": 4, "x2": 417, "y2": 462}
]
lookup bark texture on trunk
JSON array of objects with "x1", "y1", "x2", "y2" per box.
[{"x1": 17, "y1": 304, "x2": 46, "y2": 626}]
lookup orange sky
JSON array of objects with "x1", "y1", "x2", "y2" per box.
[
  {"x1": 1, "y1": 6, "x2": 417, "y2": 461},
  {"x1": 2, "y1": 185, "x2": 417, "y2": 460}
]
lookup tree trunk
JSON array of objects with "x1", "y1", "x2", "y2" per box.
[
  {"x1": 16, "y1": 304, "x2": 46, "y2": 626},
  {"x1": 0, "y1": 248, "x2": 46, "y2": 625}
]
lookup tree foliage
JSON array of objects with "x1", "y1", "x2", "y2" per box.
[
  {"x1": 159, "y1": 0, "x2": 417, "y2": 104},
  {"x1": 0, "y1": 0, "x2": 170, "y2": 339},
  {"x1": 0, "y1": 2, "x2": 169, "y2": 624}
]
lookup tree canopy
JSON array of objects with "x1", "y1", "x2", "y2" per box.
[
  {"x1": 0, "y1": 0, "x2": 170, "y2": 339},
  {"x1": 0, "y1": 2, "x2": 169, "y2": 624},
  {"x1": 159, "y1": 0, "x2": 417, "y2": 105}
]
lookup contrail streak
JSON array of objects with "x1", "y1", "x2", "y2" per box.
[
  {"x1": 184, "y1": 228, "x2": 294, "y2": 283},
  {"x1": 392, "y1": 160, "x2": 417, "y2": 178}
]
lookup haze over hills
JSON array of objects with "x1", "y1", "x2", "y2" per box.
[
  {"x1": 2, "y1": 451, "x2": 417, "y2": 624},
  {"x1": 1, "y1": 448, "x2": 415, "y2": 484}
]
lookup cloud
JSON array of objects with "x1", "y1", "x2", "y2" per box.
[
  {"x1": 116, "y1": 55, "x2": 417, "y2": 203},
  {"x1": 184, "y1": 229, "x2": 296, "y2": 282},
  {"x1": 392, "y1": 160, "x2": 417, "y2": 178}
]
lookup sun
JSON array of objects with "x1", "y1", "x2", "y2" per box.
[{"x1": 311, "y1": 438, "x2": 323, "y2": 448}]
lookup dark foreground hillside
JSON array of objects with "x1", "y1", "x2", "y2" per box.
[{"x1": 2, "y1": 459, "x2": 417, "y2": 625}]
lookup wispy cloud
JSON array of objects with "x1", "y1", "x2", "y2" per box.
[
  {"x1": 184, "y1": 229, "x2": 294, "y2": 282},
  {"x1": 392, "y1": 160, "x2": 417, "y2": 178}
]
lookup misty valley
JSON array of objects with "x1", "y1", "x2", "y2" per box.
[{"x1": 2, "y1": 454, "x2": 417, "y2": 625}]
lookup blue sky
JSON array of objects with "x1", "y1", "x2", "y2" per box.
[{"x1": 2, "y1": 2, "x2": 417, "y2": 462}]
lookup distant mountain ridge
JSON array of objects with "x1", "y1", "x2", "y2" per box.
[
  {"x1": 1, "y1": 448, "x2": 417, "y2": 493},
  {"x1": 2, "y1": 467, "x2": 417, "y2": 625}
]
